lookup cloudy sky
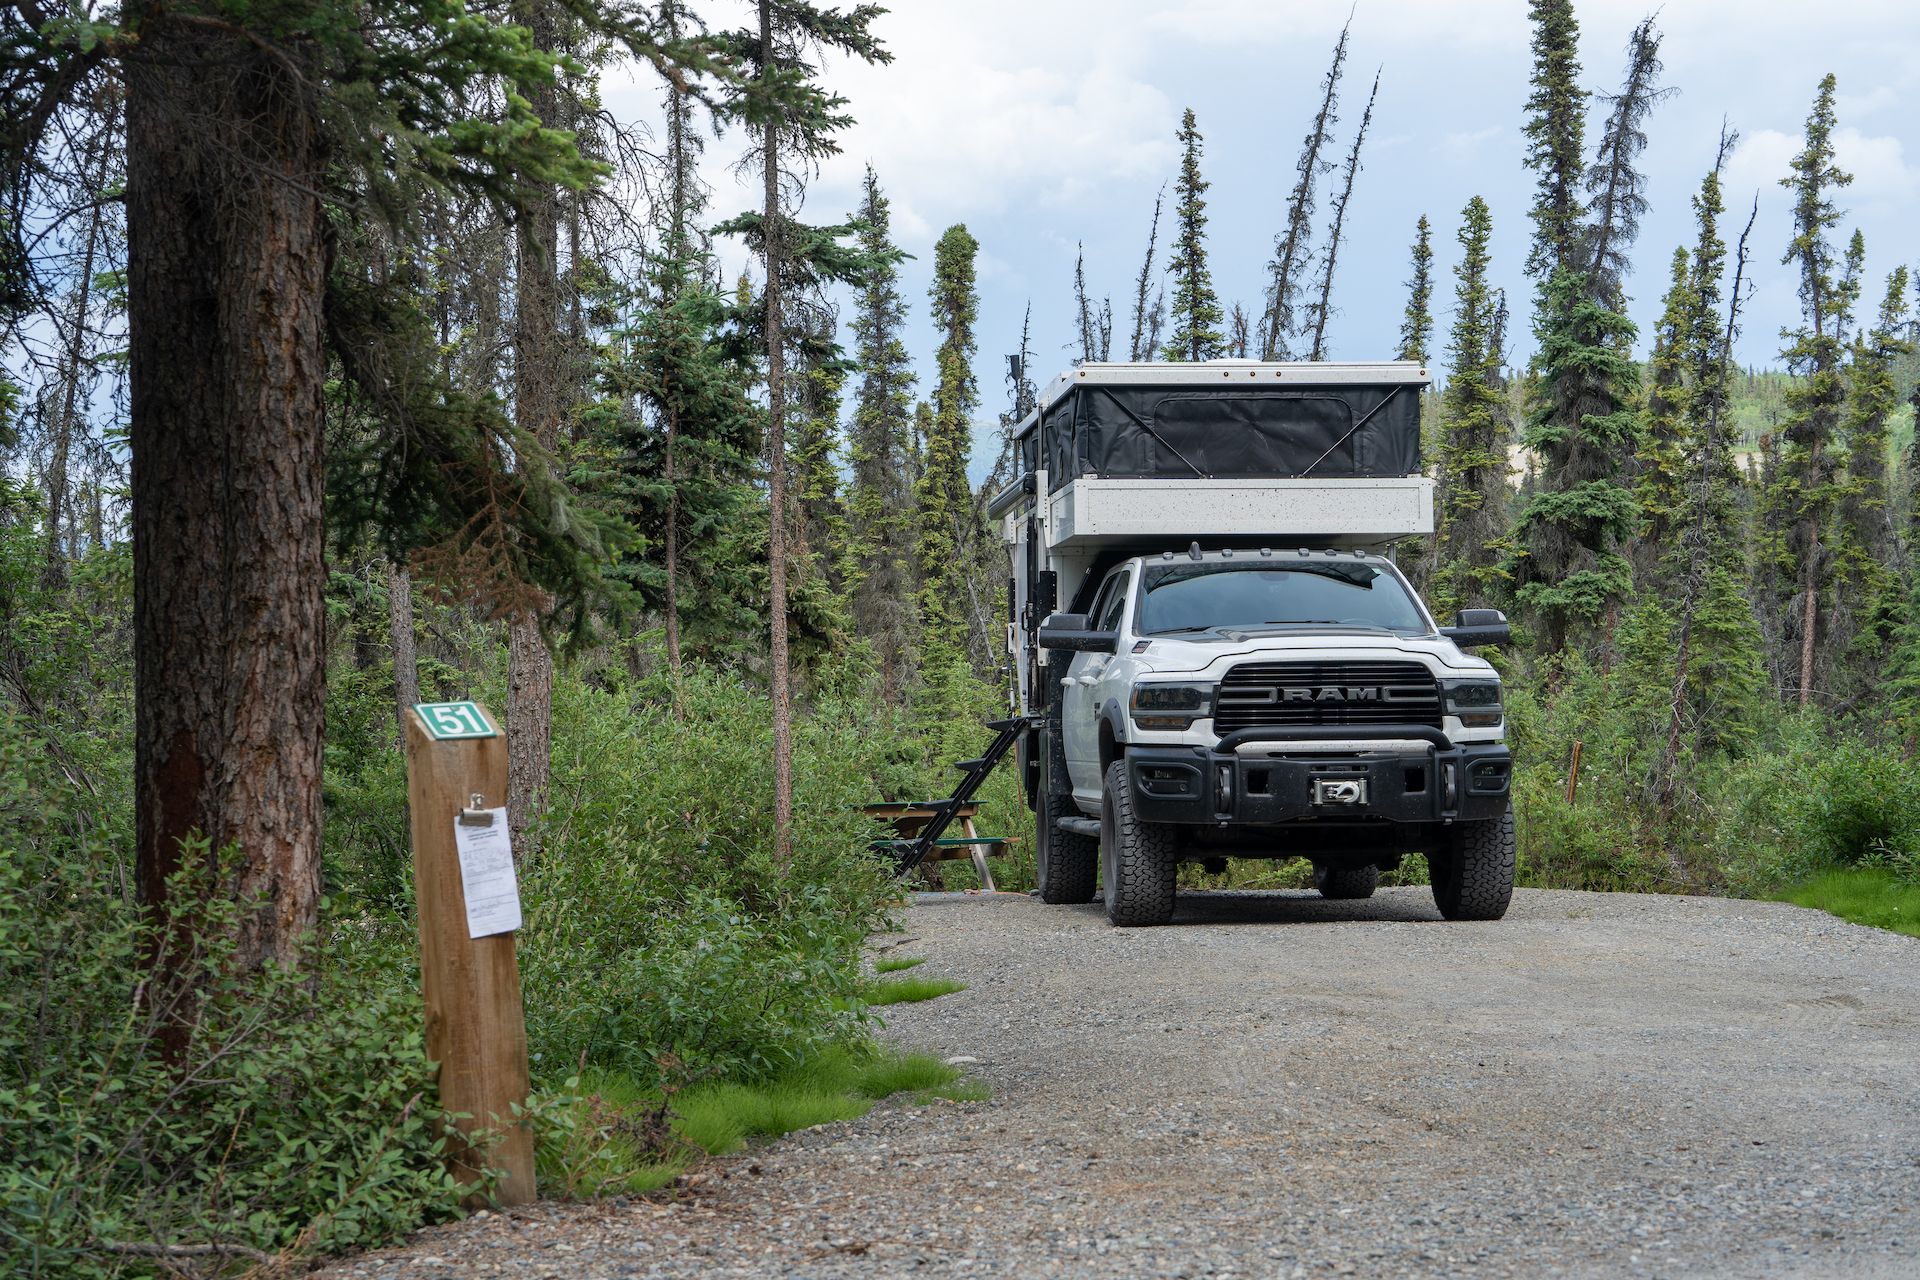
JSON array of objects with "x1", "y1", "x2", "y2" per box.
[{"x1": 607, "y1": 0, "x2": 1920, "y2": 458}]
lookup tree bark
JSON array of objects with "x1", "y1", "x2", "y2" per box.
[
  {"x1": 389, "y1": 562, "x2": 419, "y2": 741},
  {"x1": 507, "y1": 0, "x2": 560, "y2": 860},
  {"x1": 126, "y1": 11, "x2": 327, "y2": 983},
  {"x1": 761, "y1": 0, "x2": 795, "y2": 869}
]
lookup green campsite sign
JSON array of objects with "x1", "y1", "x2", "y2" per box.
[{"x1": 414, "y1": 701, "x2": 498, "y2": 741}]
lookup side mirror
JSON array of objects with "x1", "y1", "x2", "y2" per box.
[
  {"x1": 1037, "y1": 612, "x2": 1118, "y2": 654},
  {"x1": 1440, "y1": 608, "x2": 1511, "y2": 649}
]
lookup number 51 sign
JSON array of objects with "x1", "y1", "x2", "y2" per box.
[{"x1": 414, "y1": 701, "x2": 499, "y2": 740}]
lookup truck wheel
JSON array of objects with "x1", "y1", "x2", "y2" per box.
[
  {"x1": 1429, "y1": 806, "x2": 1516, "y2": 921},
  {"x1": 1101, "y1": 759, "x2": 1177, "y2": 926},
  {"x1": 1037, "y1": 786, "x2": 1098, "y2": 904},
  {"x1": 1312, "y1": 862, "x2": 1378, "y2": 900}
]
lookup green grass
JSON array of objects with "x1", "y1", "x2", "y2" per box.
[
  {"x1": 538, "y1": 1045, "x2": 984, "y2": 1195},
  {"x1": 1778, "y1": 867, "x2": 1920, "y2": 939},
  {"x1": 873, "y1": 955, "x2": 926, "y2": 974},
  {"x1": 863, "y1": 975, "x2": 967, "y2": 1005}
]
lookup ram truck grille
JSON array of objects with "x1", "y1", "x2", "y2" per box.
[{"x1": 1214, "y1": 660, "x2": 1443, "y2": 733}]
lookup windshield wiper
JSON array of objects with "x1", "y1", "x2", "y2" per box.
[{"x1": 1148, "y1": 625, "x2": 1219, "y2": 635}]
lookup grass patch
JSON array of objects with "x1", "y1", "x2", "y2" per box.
[
  {"x1": 538, "y1": 1045, "x2": 979, "y2": 1191},
  {"x1": 1778, "y1": 867, "x2": 1920, "y2": 939},
  {"x1": 873, "y1": 955, "x2": 926, "y2": 974},
  {"x1": 864, "y1": 975, "x2": 967, "y2": 1005}
]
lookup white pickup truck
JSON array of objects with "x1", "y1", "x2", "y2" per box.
[{"x1": 990, "y1": 360, "x2": 1515, "y2": 927}]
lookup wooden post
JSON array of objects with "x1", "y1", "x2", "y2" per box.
[
  {"x1": 404, "y1": 701, "x2": 535, "y2": 1208},
  {"x1": 1565, "y1": 738, "x2": 1584, "y2": 805}
]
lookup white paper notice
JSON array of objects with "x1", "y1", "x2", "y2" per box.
[{"x1": 453, "y1": 808, "x2": 522, "y2": 938}]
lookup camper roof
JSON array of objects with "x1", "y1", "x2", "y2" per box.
[{"x1": 1012, "y1": 359, "x2": 1430, "y2": 440}]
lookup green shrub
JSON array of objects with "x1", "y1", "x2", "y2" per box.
[{"x1": 0, "y1": 714, "x2": 459, "y2": 1278}]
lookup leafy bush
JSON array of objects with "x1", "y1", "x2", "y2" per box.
[
  {"x1": 512, "y1": 665, "x2": 901, "y2": 1092},
  {"x1": 0, "y1": 713, "x2": 460, "y2": 1278}
]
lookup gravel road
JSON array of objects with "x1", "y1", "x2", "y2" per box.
[{"x1": 326, "y1": 888, "x2": 1920, "y2": 1279}]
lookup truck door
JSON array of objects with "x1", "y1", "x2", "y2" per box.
[{"x1": 1064, "y1": 568, "x2": 1130, "y2": 798}]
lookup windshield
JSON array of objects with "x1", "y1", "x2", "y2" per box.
[{"x1": 1136, "y1": 562, "x2": 1429, "y2": 636}]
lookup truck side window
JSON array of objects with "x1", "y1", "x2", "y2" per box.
[{"x1": 1096, "y1": 571, "x2": 1131, "y2": 633}]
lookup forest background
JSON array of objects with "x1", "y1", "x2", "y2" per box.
[{"x1": 4, "y1": 0, "x2": 1920, "y2": 1274}]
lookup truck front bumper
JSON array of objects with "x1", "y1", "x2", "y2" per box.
[{"x1": 1126, "y1": 725, "x2": 1510, "y2": 826}]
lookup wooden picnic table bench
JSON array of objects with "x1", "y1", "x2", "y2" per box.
[{"x1": 861, "y1": 802, "x2": 1018, "y2": 891}]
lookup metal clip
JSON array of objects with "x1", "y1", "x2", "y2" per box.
[{"x1": 457, "y1": 793, "x2": 494, "y2": 826}]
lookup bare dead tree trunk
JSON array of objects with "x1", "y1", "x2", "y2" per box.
[
  {"x1": 127, "y1": 10, "x2": 327, "y2": 989},
  {"x1": 664, "y1": 405, "x2": 682, "y2": 673},
  {"x1": 760, "y1": 0, "x2": 794, "y2": 869},
  {"x1": 507, "y1": 0, "x2": 560, "y2": 861},
  {"x1": 1799, "y1": 556, "x2": 1818, "y2": 708},
  {"x1": 44, "y1": 101, "x2": 116, "y2": 588},
  {"x1": 389, "y1": 562, "x2": 419, "y2": 742}
]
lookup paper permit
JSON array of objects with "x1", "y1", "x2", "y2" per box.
[{"x1": 452, "y1": 808, "x2": 522, "y2": 938}]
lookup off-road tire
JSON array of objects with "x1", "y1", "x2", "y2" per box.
[
  {"x1": 1101, "y1": 759, "x2": 1178, "y2": 926},
  {"x1": 1312, "y1": 862, "x2": 1379, "y2": 900},
  {"x1": 1037, "y1": 786, "x2": 1098, "y2": 904},
  {"x1": 1429, "y1": 806, "x2": 1516, "y2": 921}
]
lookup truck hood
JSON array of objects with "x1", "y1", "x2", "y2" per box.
[{"x1": 1131, "y1": 630, "x2": 1494, "y2": 678}]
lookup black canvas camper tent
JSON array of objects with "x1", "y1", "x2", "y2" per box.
[{"x1": 1011, "y1": 362, "x2": 1427, "y2": 492}]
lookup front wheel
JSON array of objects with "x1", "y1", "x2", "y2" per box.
[
  {"x1": 1429, "y1": 806, "x2": 1516, "y2": 921},
  {"x1": 1101, "y1": 759, "x2": 1177, "y2": 926}
]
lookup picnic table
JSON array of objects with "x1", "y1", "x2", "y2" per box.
[{"x1": 861, "y1": 801, "x2": 1016, "y2": 892}]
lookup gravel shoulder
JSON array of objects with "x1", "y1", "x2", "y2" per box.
[{"x1": 326, "y1": 888, "x2": 1920, "y2": 1279}]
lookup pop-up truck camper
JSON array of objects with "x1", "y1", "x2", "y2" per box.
[{"x1": 985, "y1": 360, "x2": 1514, "y2": 926}]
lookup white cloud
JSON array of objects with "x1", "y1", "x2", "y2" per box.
[{"x1": 1727, "y1": 125, "x2": 1920, "y2": 207}]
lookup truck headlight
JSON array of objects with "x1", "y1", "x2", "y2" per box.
[
  {"x1": 1130, "y1": 682, "x2": 1214, "y2": 731},
  {"x1": 1441, "y1": 679, "x2": 1504, "y2": 728}
]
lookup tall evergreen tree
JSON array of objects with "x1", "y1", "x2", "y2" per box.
[
  {"x1": 1521, "y1": 0, "x2": 1587, "y2": 287},
  {"x1": 721, "y1": 0, "x2": 889, "y2": 865},
  {"x1": 916, "y1": 225, "x2": 982, "y2": 664},
  {"x1": 1758, "y1": 74, "x2": 1853, "y2": 707},
  {"x1": 1512, "y1": 17, "x2": 1665, "y2": 656},
  {"x1": 1432, "y1": 197, "x2": 1511, "y2": 615},
  {"x1": 1162, "y1": 108, "x2": 1225, "y2": 363},
  {"x1": 506, "y1": 0, "x2": 566, "y2": 856},
  {"x1": 1260, "y1": 18, "x2": 1348, "y2": 360},
  {"x1": 844, "y1": 167, "x2": 919, "y2": 700},
  {"x1": 1305, "y1": 70, "x2": 1379, "y2": 362},
  {"x1": 1829, "y1": 264, "x2": 1913, "y2": 689},
  {"x1": 791, "y1": 305, "x2": 849, "y2": 596},
  {"x1": 1650, "y1": 191, "x2": 1767, "y2": 795},
  {"x1": 1397, "y1": 215, "x2": 1435, "y2": 364}
]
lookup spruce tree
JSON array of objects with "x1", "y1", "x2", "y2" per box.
[
  {"x1": 1512, "y1": 17, "x2": 1665, "y2": 656},
  {"x1": 720, "y1": 0, "x2": 889, "y2": 865},
  {"x1": 916, "y1": 225, "x2": 984, "y2": 682},
  {"x1": 1634, "y1": 245, "x2": 1699, "y2": 585},
  {"x1": 1397, "y1": 215, "x2": 1435, "y2": 364},
  {"x1": 1305, "y1": 71, "x2": 1379, "y2": 362},
  {"x1": 1759, "y1": 74, "x2": 1853, "y2": 707},
  {"x1": 1829, "y1": 265, "x2": 1913, "y2": 689},
  {"x1": 1650, "y1": 188, "x2": 1767, "y2": 794},
  {"x1": 1260, "y1": 19, "x2": 1348, "y2": 360},
  {"x1": 844, "y1": 166, "x2": 919, "y2": 700},
  {"x1": 1521, "y1": 0, "x2": 1587, "y2": 286},
  {"x1": 1163, "y1": 108, "x2": 1225, "y2": 363},
  {"x1": 1432, "y1": 197, "x2": 1511, "y2": 615}
]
